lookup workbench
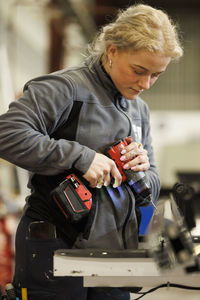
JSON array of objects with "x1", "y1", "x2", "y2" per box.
[{"x1": 53, "y1": 248, "x2": 200, "y2": 288}]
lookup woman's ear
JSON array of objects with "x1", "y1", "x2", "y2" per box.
[{"x1": 107, "y1": 44, "x2": 118, "y2": 61}]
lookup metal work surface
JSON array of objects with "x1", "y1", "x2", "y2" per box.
[{"x1": 53, "y1": 249, "x2": 200, "y2": 287}]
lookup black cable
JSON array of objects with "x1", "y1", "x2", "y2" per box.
[{"x1": 132, "y1": 282, "x2": 200, "y2": 300}]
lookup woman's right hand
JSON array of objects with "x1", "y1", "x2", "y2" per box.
[{"x1": 83, "y1": 152, "x2": 122, "y2": 188}]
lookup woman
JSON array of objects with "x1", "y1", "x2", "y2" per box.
[{"x1": 0, "y1": 4, "x2": 183, "y2": 300}]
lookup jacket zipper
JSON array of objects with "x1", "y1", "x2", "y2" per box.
[{"x1": 115, "y1": 95, "x2": 133, "y2": 137}]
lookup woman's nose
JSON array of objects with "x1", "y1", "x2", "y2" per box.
[{"x1": 138, "y1": 75, "x2": 151, "y2": 90}]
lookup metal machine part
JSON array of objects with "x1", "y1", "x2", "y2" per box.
[{"x1": 147, "y1": 191, "x2": 200, "y2": 273}]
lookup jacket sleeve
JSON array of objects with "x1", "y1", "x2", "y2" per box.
[{"x1": 0, "y1": 75, "x2": 95, "y2": 175}]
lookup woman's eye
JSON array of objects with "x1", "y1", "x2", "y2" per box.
[{"x1": 134, "y1": 70, "x2": 146, "y2": 75}]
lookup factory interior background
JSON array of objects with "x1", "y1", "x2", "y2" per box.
[{"x1": 0, "y1": 0, "x2": 200, "y2": 299}]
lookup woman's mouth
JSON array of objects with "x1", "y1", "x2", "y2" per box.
[{"x1": 129, "y1": 87, "x2": 141, "y2": 93}]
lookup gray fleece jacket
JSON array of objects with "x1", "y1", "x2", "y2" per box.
[{"x1": 0, "y1": 56, "x2": 160, "y2": 249}]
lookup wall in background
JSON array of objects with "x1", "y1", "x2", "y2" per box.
[{"x1": 150, "y1": 111, "x2": 200, "y2": 188}]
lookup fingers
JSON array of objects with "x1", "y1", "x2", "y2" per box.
[
  {"x1": 113, "y1": 177, "x2": 121, "y2": 188},
  {"x1": 96, "y1": 164, "x2": 122, "y2": 189},
  {"x1": 131, "y1": 161, "x2": 150, "y2": 172},
  {"x1": 120, "y1": 142, "x2": 150, "y2": 172},
  {"x1": 110, "y1": 164, "x2": 122, "y2": 188},
  {"x1": 95, "y1": 172, "x2": 121, "y2": 189},
  {"x1": 83, "y1": 153, "x2": 122, "y2": 189},
  {"x1": 96, "y1": 172, "x2": 110, "y2": 189},
  {"x1": 96, "y1": 176, "x2": 105, "y2": 189},
  {"x1": 103, "y1": 171, "x2": 111, "y2": 187},
  {"x1": 120, "y1": 142, "x2": 143, "y2": 160}
]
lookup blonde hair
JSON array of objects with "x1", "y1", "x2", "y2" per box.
[{"x1": 88, "y1": 4, "x2": 183, "y2": 61}]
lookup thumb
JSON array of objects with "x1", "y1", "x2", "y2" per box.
[{"x1": 111, "y1": 165, "x2": 122, "y2": 188}]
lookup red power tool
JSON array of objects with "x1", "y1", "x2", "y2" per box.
[
  {"x1": 51, "y1": 174, "x2": 92, "y2": 223},
  {"x1": 106, "y1": 139, "x2": 151, "y2": 202}
]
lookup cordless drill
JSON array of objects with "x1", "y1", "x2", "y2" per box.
[{"x1": 106, "y1": 139, "x2": 151, "y2": 203}]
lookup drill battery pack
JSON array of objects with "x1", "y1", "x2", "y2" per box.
[{"x1": 51, "y1": 174, "x2": 92, "y2": 223}]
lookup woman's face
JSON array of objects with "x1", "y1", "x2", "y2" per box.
[{"x1": 106, "y1": 46, "x2": 171, "y2": 100}]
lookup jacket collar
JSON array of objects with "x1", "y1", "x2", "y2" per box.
[
  {"x1": 85, "y1": 56, "x2": 130, "y2": 111},
  {"x1": 84, "y1": 56, "x2": 120, "y2": 99}
]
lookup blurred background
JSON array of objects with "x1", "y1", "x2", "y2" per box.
[{"x1": 0, "y1": 0, "x2": 200, "y2": 291}]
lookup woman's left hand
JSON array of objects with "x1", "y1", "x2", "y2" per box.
[{"x1": 120, "y1": 136, "x2": 150, "y2": 172}]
